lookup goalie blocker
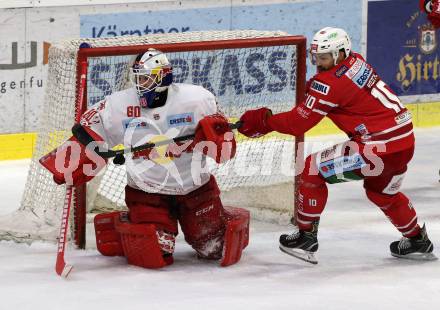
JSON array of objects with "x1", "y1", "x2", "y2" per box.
[
  {"x1": 39, "y1": 124, "x2": 107, "y2": 186},
  {"x1": 94, "y1": 176, "x2": 250, "y2": 268}
]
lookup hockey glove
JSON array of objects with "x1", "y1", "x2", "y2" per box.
[
  {"x1": 238, "y1": 107, "x2": 273, "y2": 138},
  {"x1": 39, "y1": 124, "x2": 107, "y2": 186},
  {"x1": 192, "y1": 113, "x2": 236, "y2": 163}
]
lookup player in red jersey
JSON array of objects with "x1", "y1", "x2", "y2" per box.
[
  {"x1": 238, "y1": 27, "x2": 436, "y2": 264},
  {"x1": 420, "y1": 0, "x2": 440, "y2": 28}
]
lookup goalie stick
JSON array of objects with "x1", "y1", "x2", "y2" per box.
[{"x1": 55, "y1": 185, "x2": 74, "y2": 278}]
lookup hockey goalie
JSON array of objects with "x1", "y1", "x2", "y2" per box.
[{"x1": 39, "y1": 49, "x2": 249, "y2": 269}]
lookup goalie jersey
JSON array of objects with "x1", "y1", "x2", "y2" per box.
[
  {"x1": 268, "y1": 52, "x2": 414, "y2": 154},
  {"x1": 80, "y1": 83, "x2": 217, "y2": 195}
]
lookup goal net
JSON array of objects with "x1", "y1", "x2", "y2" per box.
[{"x1": 0, "y1": 30, "x2": 306, "y2": 247}]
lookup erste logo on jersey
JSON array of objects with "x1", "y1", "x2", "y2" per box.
[
  {"x1": 345, "y1": 59, "x2": 373, "y2": 89},
  {"x1": 310, "y1": 80, "x2": 330, "y2": 95},
  {"x1": 353, "y1": 64, "x2": 372, "y2": 88},
  {"x1": 167, "y1": 113, "x2": 195, "y2": 127}
]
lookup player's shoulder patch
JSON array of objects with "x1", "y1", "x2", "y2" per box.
[
  {"x1": 310, "y1": 80, "x2": 331, "y2": 95},
  {"x1": 345, "y1": 58, "x2": 364, "y2": 79},
  {"x1": 344, "y1": 58, "x2": 373, "y2": 89},
  {"x1": 335, "y1": 65, "x2": 349, "y2": 78}
]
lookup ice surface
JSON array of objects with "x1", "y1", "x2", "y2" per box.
[{"x1": 0, "y1": 128, "x2": 439, "y2": 310}]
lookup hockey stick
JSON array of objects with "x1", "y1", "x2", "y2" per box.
[
  {"x1": 73, "y1": 121, "x2": 242, "y2": 165},
  {"x1": 55, "y1": 184, "x2": 74, "y2": 278}
]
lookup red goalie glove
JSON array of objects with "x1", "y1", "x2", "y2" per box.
[
  {"x1": 238, "y1": 107, "x2": 273, "y2": 138},
  {"x1": 192, "y1": 113, "x2": 236, "y2": 163},
  {"x1": 420, "y1": 0, "x2": 440, "y2": 28},
  {"x1": 39, "y1": 125, "x2": 107, "y2": 186}
]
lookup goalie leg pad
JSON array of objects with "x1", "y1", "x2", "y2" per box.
[
  {"x1": 94, "y1": 211, "x2": 124, "y2": 256},
  {"x1": 178, "y1": 176, "x2": 226, "y2": 259},
  {"x1": 221, "y1": 206, "x2": 250, "y2": 267},
  {"x1": 115, "y1": 216, "x2": 174, "y2": 269}
]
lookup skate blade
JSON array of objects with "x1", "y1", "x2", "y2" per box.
[
  {"x1": 279, "y1": 245, "x2": 318, "y2": 264},
  {"x1": 391, "y1": 252, "x2": 438, "y2": 261}
]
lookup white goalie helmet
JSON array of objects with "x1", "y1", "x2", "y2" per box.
[
  {"x1": 310, "y1": 27, "x2": 352, "y2": 65},
  {"x1": 131, "y1": 48, "x2": 173, "y2": 95}
]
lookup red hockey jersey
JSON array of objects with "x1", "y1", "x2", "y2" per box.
[{"x1": 268, "y1": 52, "x2": 414, "y2": 154}]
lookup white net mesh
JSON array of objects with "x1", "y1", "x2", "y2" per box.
[{"x1": 0, "y1": 30, "x2": 304, "y2": 244}]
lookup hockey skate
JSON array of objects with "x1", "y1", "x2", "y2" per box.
[
  {"x1": 279, "y1": 221, "x2": 319, "y2": 264},
  {"x1": 390, "y1": 224, "x2": 437, "y2": 261}
]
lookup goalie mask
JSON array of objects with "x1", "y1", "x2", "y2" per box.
[
  {"x1": 132, "y1": 49, "x2": 173, "y2": 108},
  {"x1": 310, "y1": 27, "x2": 351, "y2": 66}
]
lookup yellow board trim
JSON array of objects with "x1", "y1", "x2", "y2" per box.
[
  {"x1": 306, "y1": 101, "x2": 440, "y2": 136},
  {"x1": 1, "y1": 102, "x2": 440, "y2": 161},
  {"x1": 0, "y1": 132, "x2": 37, "y2": 161}
]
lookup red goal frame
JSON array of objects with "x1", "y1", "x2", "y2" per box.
[{"x1": 72, "y1": 35, "x2": 307, "y2": 249}]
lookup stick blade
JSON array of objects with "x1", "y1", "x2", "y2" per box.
[
  {"x1": 56, "y1": 255, "x2": 73, "y2": 278},
  {"x1": 61, "y1": 264, "x2": 73, "y2": 278}
]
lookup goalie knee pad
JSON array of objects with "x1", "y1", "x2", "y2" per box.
[
  {"x1": 115, "y1": 215, "x2": 176, "y2": 269},
  {"x1": 94, "y1": 211, "x2": 125, "y2": 256},
  {"x1": 181, "y1": 196, "x2": 225, "y2": 259},
  {"x1": 178, "y1": 176, "x2": 225, "y2": 257},
  {"x1": 125, "y1": 185, "x2": 179, "y2": 234},
  {"x1": 191, "y1": 206, "x2": 250, "y2": 266}
]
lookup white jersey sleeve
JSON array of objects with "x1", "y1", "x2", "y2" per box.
[
  {"x1": 79, "y1": 88, "x2": 140, "y2": 149},
  {"x1": 79, "y1": 99, "x2": 113, "y2": 146}
]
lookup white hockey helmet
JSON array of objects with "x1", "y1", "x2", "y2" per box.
[
  {"x1": 131, "y1": 48, "x2": 173, "y2": 95},
  {"x1": 420, "y1": 0, "x2": 433, "y2": 13},
  {"x1": 310, "y1": 27, "x2": 351, "y2": 65}
]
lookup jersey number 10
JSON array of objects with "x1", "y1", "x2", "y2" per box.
[{"x1": 371, "y1": 80, "x2": 405, "y2": 114}]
